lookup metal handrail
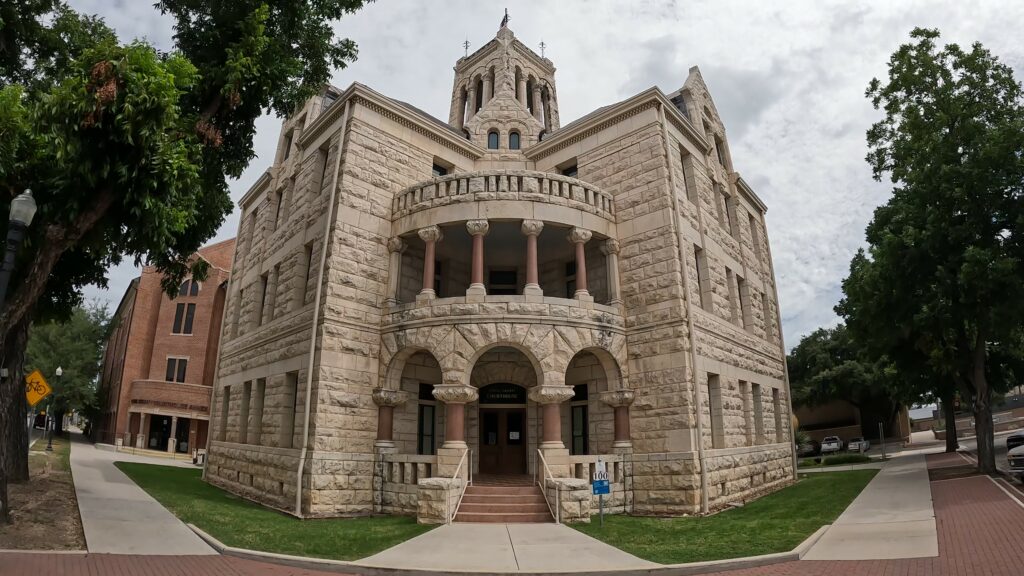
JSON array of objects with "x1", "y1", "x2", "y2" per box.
[
  {"x1": 448, "y1": 448, "x2": 471, "y2": 524},
  {"x1": 536, "y1": 449, "x2": 560, "y2": 524}
]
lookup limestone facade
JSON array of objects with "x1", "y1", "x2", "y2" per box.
[{"x1": 205, "y1": 25, "x2": 795, "y2": 521}]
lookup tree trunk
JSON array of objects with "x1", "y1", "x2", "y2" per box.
[
  {"x1": 0, "y1": 314, "x2": 31, "y2": 524},
  {"x1": 942, "y1": 392, "x2": 959, "y2": 453},
  {"x1": 970, "y1": 331, "x2": 996, "y2": 474}
]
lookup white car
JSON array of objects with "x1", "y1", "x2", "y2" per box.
[
  {"x1": 847, "y1": 437, "x2": 870, "y2": 452},
  {"x1": 1009, "y1": 444, "x2": 1024, "y2": 480},
  {"x1": 821, "y1": 436, "x2": 843, "y2": 454}
]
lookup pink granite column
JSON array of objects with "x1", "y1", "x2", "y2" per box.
[
  {"x1": 568, "y1": 227, "x2": 592, "y2": 299},
  {"x1": 417, "y1": 225, "x2": 442, "y2": 299},
  {"x1": 466, "y1": 220, "x2": 489, "y2": 297},
  {"x1": 522, "y1": 220, "x2": 544, "y2": 296}
]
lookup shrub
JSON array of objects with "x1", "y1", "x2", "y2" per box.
[{"x1": 822, "y1": 454, "x2": 872, "y2": 466}]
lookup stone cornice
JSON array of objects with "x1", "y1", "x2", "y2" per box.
[
  {"x1": 730, "y1": 172, "x2": 768, "y2": 214},
  {"x1": 524, "y1": 88, "x2": 710, "y2": 161},
  {"x1": 238, "y1": 169, "x2": 273, "y2": 210}
]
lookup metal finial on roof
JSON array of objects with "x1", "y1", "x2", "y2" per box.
[
  {"x1": 462, "y1": 38, "x2": 470, "y2": 57},
  {"x1": 500, "y1": 8, "x2": 509, "y2": 28},
  {"x1": 539, "y1": 40, "x2": 547, "y2": 58}
]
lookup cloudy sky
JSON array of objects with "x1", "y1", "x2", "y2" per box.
[{"x1": 70, "y1": 0, "x2": 1024, "y2": 349}]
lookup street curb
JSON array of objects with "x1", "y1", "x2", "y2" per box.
[
  {"x1": 0, "y1": 549, "x2": 88, "y2": 555},
  {"x1": 187, "y1": 522, "x2": 830, "y2": 576}
]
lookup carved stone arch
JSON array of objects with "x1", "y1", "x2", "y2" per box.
[
  {"x1": 379, "y1": 346, "x2": 441, "y2": 391},
  {"x1": 379, "y1": 326, "x2": 456, "y2": 389},
  {"x1": 549, "y1": 326, "x2": 628, "y2": 389},
  {"x1": 568, "y1": 347, "x2": 625, "y2": 393},
  {"x1": 462, "y1": 338, "x2": 545, "y2": 390}
]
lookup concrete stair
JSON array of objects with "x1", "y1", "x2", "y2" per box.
[{"x1": 454, "y1": 484, "x2": 553, "y2": 523}]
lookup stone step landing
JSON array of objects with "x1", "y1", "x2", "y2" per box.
[{"x1": 454, "y1": 483, "x2": 553, "y2": 523}]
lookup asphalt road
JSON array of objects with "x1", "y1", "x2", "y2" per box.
[{"x1": 958, "y1": 429, "x2": 1019, "y2": 478}]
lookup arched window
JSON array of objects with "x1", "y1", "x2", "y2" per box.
[
  {"x1": 487, "y1": 131, "x2": 499, "y2": 150},
  {"x1": 538, "y1": 130, "x2": 547, "y2": 142},
  {"x1": 509, "y1": 131, "x2": 520, "y2": 150}
]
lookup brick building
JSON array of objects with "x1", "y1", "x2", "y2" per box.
[
  {"x1": 206, "y1": 24, "x2": 795, "y2": 523},
  {"x1": 96, "y1": 239, "x2": 235, "y2": 455}
]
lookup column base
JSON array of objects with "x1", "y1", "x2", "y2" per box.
[
  {"x1": 466, "y1": 284, "x2": 486, "y2": 301},
  {"x1": 574, "y1": 290, "x2": 594, "y2": 303},
  {"x1": 416, "y1": 289, "x2": 436, "y2": 302},
  {"x1": 612, "y1": 441, "x2": 633, "y2": 450},
  {"x1": 538, "y1": 446, "x2": 571, "y2": 477},
  {"x1": 374, "y1": 440, "x2": 398, "y2": 452},
  {"x1": 524, "y1": 284, "x2": 543, "y2": 297},
  {"x1": 384, "y1": 298, "x2": 399, "y2": 307}
]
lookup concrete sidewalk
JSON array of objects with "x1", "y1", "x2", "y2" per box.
[
  {"x1": 357, "y1": 523, "x2": 657, "y2": 571},
  {"x1": 802, "y1": 453, "x2": 938, "y2": 560},
  {"x1": 68, "y1": 431, "x2": 215, "y2": 555}
]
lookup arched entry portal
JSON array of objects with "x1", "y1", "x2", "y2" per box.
[{"x1": 477, "y1": 383, "x2": 528, "y2": 475}]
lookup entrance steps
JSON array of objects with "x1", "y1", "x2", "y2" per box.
[{"x1": 455, "y1": 484, "x2": 553, "y2": 523}]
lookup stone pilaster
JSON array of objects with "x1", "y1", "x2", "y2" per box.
[
  {"x1": 601, "y1": 238, "x2": 622, "y2": 306},
  {"x1": 385, "y1": 237, "x2": 406, "y2": 306}
]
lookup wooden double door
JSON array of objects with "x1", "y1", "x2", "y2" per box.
[{"x1": 478, "y1": 407, "x2": 527, "y2": 475}]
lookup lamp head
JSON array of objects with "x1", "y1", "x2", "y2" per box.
[
  {"x1": 55, "y1": 366, "x2": 63, "y2": 377},
  {"x1": 10, "y1": 189, "x2": 37, "y2": 227}
]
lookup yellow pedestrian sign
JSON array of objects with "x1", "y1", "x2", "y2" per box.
[{"x1": 25, "y1": 369, "x2": 52, "y2": 407}]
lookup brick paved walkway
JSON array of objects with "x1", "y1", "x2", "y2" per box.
[{"x1": 4, "y1": 452, "x2": 1024, "y2": 575}]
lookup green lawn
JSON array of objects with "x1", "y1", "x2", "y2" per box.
[
  {"x1": 574, "y1": 470, "x2": 876, "y2": 564},
  {"x1": 115, "y1": 462, "x2": 433, "y2": 560}
]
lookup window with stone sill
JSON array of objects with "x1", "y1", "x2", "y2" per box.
[
  {"x1": 165, "y1": 357, "x2": 188, "y2": 383},
  {"x1": 487, "y1": 130, "x2": 499, "y2": 149},
  {"x1": 172, "y1": 303, "x2": 196, "y2": 335},
  {"x1": 509, "y1": 131, "x2": 521, "y2": 150}
]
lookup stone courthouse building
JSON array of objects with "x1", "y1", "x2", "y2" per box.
[{"x1": 205, "y1": 23, "x2": 795, "y2": 523}]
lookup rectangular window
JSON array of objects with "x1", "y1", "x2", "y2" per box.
[
  {"x1": 219, "y1": 386, "x2": 230, "y2": 441},
  {"x1": 257, "y1": 273, "x2": 269, "y2": 326},
  {"x1": 280, "y1": 371, "x2": 298, "y2": 448},
  {"x1": 273, "y1": 190, "x2": 283, "y2": 230},
  {"x1": 296, "y1": 242, "x2": 314, "y2": 309},
  {"x1": 571, "y1": 404, "x2": 588, "y2": 455},
  {"x1": 239, "y1": 381, "x2": 252, "y2": 444},
  {"x1": 740, "y1": 380, "x2": 753, "y2": 446},
  {"x1": 178, "y1": 281, "x2": 189, "y2": 297},
  {"x1": 737, "y1": 275, "x2": 750, "y2": 330},
  {"x1": 679, "y1": 146, "x2": 697, "y2": 204},
  {"x1": 282, "y1": 131, "x2": 293, "y2": 160},
  {"x1": 432, "y1": 163, "x2": 448, "y2": 177},
  {"x1": 761, "y1": 292, "x2": 775, "y2": 342},
  {"x1": 246, "y1": 209, "x2": 258, "y2": 254},
  {"x1": 694, "y1": 245, "x2": 710, "y2": 311},
  {"x1": 715, "y1": 136, "x2": 727, "y2": 167},
  {"x1": 233, "y1": 288, "x2": 244, "y2": 337},
  {"x1": 172, "y1": 303, "x2": 185, "y2": 334},
  {"x1": 752, "y1": 383, "x2": 764, "y2": 444},
  {"x1": 773, "y1": 388, "x2": 784, "y2": 443},
  {"x1": 714, "y1": 184, "x2": 725, "y2": 227},
  {"x1": 560, "y1": 164, "x2": 578, "y2": 178},
  {"x1": 707, "y1": 373, "x2": 724, "y2": 449},
  {"x1": 726, "y1": 194, "x2": 739, "y2": 239},
  {"x1": 183, "y1": 303, "x2": 195, "y2": 334},
  {"x1": 565, "y1": 261, "x2": 577, "y2": 298},
  {"x1": 488, "y1": 269, "x2": 518, "y2": 296},
  {"x1": 165, "y1": 357, "x2": 187, "y2": 383},
  {"x1": 725, "y1": 267, "x2": 738, "y2": 323},
  {"x1": 317, "y1": 146, "x2": 330, "y2": 195},
  {"x1": 250, "y1": 378, "x2": 266, "y2": 446},
  {"x1": 749, "y1": 213, "x2": 762, "y2": 263}
]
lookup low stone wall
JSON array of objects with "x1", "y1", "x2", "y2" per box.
[
  {"x1": 377, "y1": 453, "x2": 436, "y2": 515},
  {"x1": 567, "y1": 454, "x2": 632, "y2": 514},
  {"x1": 704, "y1": 444, "x2": 794, "y2": 511},
  {"x1": 416, "y1": 477, "x2": 463, "y2": 524},
  {"x1": 545, "y1": 477, "x2": 591, "y2": 523}
]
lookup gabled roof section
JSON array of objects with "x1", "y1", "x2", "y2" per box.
[{"x1": 196, "y1": 238, "x2": 237, "y2": 272}]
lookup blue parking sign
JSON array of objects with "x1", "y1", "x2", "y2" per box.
[{"x1": 592, "y1": 479, "x2": 610, "y2": 495}]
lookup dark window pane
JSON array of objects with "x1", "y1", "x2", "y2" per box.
[
  {"x1": 573, "y1": 384, "x2": 589, "y2": 401},
  {"x1": 418, "y1": 404, "x2": 435, "y2": 455},
  {"x1": 509, "y1": 132, "x2": 520, "y2": 150},
  {"x1": 561, "y1": 165, "x2": 578, "y2": 178},
  {"x1": 565, "y1": 261, "x2": 576, "y2": 276},
  {"x1": 418, "y1": 383, "x2": 434, "y2": 401},
  {"x1": 172, "y1": 303, "x2": 184, "y2": 334},
  {"x1": 507, "y1": 411, "x2": 523, "y2": 445},
  {"x1": 165, "y1": 358, "x2": 175, "y2": 381},
  {"x1": 487, "y1": 131, "x2": 499, "y2": 149},
  {"x1": 178, "y1": 282, "x2": 189, "y2": 296},
  {"x1": 571, "y1": 405, "x2": 588, "y2": 455},
  {"x1": 176, "y1": 359, "x2": 188, "y2": 383},
  {"x1": 566, "y1": 279, "x2": 576, "y2": 298},
  {"x1": 483, "y1": 412, "x2": 499, "y2": 445},
  {"x1": 183, "y1": 303, "x2": 196, "y2": 334},
  {"x1": 190, "y1": 281, "x2": 199, "y2": 296},
  {"x1": 489, "y1": 270, "x2": 517, "y2": 285},
  {"x1": 432, "y1": 164, "x2": 448, "y2": 177}
]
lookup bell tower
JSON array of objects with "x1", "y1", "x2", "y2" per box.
[{"x1": 448, "y1": 21, "x2": 559, "y2": 151}]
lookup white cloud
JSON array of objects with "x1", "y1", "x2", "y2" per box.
[{"x1": 68, "y1": 0, "x2": 1024, "y2": 349}]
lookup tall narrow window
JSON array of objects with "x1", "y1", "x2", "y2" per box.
[
  {"x1": 245, "y1": 209, "x2": 258, "y2": 254},
  {"x1": 773, "y1": 388, "x2": 784, "y2": 443},
  {"x1": 749, "y1": 213, "x2": 762, "y2": 263},
  {"x1": 725, "y1": 267, "x2": 738, "y2": 323},
  {"x1": 317, "y1": 146, "x2": 330, "y2": 195},
  {"x1": 417, "y1": 383, "x2": 436, "y2": 455},
  {"x1": 761, "y1": 292, "x2": 775, "y2": 343},
  {"x1": 713, "y1": 184, "x2": 726, "y2": 227},
  {"x1": 752, "y1": 383, "x2": 764, "y2": 444},
  {"x1": 280, "y1": 371, "x2": 299, "y2": 448},
  {"x1": 509, "y1": 131, "x2": 520, "y2": 150},
  {"x1": 707, "y1": 374, "x2": 724, "y2": 448},
  {"x1": 296, "y1": 242, "x2": 314, "y2": 309},
  {"x1": 250, "y1": 378, "x2": 266, "y2": 446},
  {"x1": 282, "y1": 131, "x2": 293, "y2": 160},
  {"x1": 172, "y1": 303, "x2": 185, "y2": 333},
  {"x1": 273, "y1": 190, "x2": 283, "y2": 230},
  {"x1": 178, "y1": 281, "x2": 190, "y2": 296},
  {"x1": 740, "y1": 380, "x2": 753, "y2": 446},
  {"x1": 190, "y1": 281, "x2": 199, "y2": 297},
  {"x1": 183, "y1": 303, "x2": 196, "y2": 334},
  {"x1": 219, "y1": 386, "x2": 230, "y2": 441},
  {"x1": 715, "y1": 135, "x2": 727, "y2": 167},
  {"x1": 487, "y1": 130, "x2": 499, "y2": 149},
  {"x1": 737, "y1": 275, "x2": 750, "y2": 330},
  {"x1": 694, "y1": 245, "x2": 710, "y2": 311},
  {"x1": 679, "y1": 146, "x2": 697, "y2": 204},
  {"x1": 257, "y1": 273, "x2": 269, "y2": 326},
  {"x1": 570, "y1": 384, "x2": 589, "y2": 455},
  {"x1": 239, "y1": 381, "x2": 252, "y2": 444}
]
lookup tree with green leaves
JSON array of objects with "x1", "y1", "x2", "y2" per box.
[
  {"x1": 0, "y1": 0, "x2": 366, "y2": 524},
  {"x1": 838, "y1": 28, "x2": 1024, "y2": 473},
  {"x1": 25, "y1": 302, "x2": 110, "y2": 434}
]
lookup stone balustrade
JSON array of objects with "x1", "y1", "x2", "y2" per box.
[
  {"x1": 391, "y1": 170, "x2": 616, "y2": 221},
  {"x1": 129, "y1": 380, "x2": 211, "y2": 415},
  {"x1": 378, "y1": 453, "x2": 437, "y2": 515},
  {"x1": 568, "y1": 453, "x2": 632, "y2": 515},
  {"x1": 384, "y1": 294, "x2": 625, "y2": 331}
]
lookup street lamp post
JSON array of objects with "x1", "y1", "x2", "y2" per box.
[
  {"x1": 0, "y1": 190, "x2": 39, "y2": 306},
  {"x1": 46, "y1": 366, "x2": 61, "y2": 452}
]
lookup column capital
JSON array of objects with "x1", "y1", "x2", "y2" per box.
[
  {"x1": 432, "y1": 384, "x2": 479, "y2": 405},
  {"x1": 387, "y1": 237, "x2": 407, "y2": 254},
  {"x1": 529, "y1": 385, "x2": 576, "y2": 405},
  {"x1": 600, "y1": 238, "x2": 620, "y2": 255},
  {"x1": 466, "y1": 219, "x2": 490, "y2": 237},
  {"x1": 521, "y1": 219, "x2": 544, "y2": 236},
  {"x1": 599, "y1": 389, "x2": 635, "y2": 408},
  {"x1": 418, "y1": 225, "x2": 443, "y2": 243},
  {"x1": 372, "y1": 388, "x2": 407, "y2": 407},
  {"x1": 567, "y1": 227, "x2": 592, "y2": 245}
]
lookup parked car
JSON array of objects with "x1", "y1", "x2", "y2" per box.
[
  {"x1": 797, "y1": 439, "x2": 821, "y2": 457},
  {"x1": 847, "y1": 437, "x2": 870, "y2": 452},
  {"x1": 1009, "y1": 444, "x2": 1024, "y2": 481},
  {"x1": 1006, "y1": 431, "x2": 1024, "y2": 453},
  {"x1": 821, "y1": 436, "x2": 843, "y2": 454}
]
